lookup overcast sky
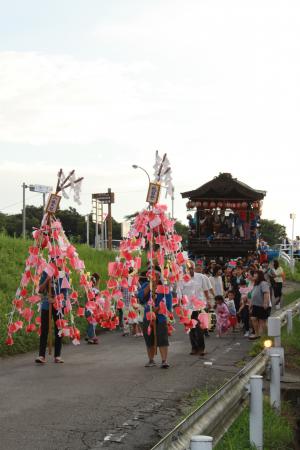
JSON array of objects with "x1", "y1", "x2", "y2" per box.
[{"x1": 0, "y1": 0, "x2": 299, "y2": 238}]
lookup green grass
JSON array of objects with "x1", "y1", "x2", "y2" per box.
[
  {"x1": 214, "y1": 399, "x2": 294, "y2": 450},
  {"x1": 248, "y1": 290, "x2": 300, "y2": 357},
  {"x1": 0, "y1": 234, "x2": 116, "y2": 356},
  {"x1": 180, "y1": 388, "x2": 212, "y2": 419},
  {"x1": 283, "y1": 289, "x2": 300, "y2": 307},
  {"x1": 281, "y1": 259, "x2": 300, "y2": 282},
  {"x1": 282, "y1": 315, "x2": 300, "y2": 369}
]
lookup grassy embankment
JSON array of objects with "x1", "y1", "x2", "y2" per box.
[
  {"x1": 282, "y1": 258, "x2": 300, "y2": 283},
  {"x1": 214, "y1": 399, "x2": 294, "y2": 450},
  {"x1": 0, "y1": 233, "x2": 116, "y2": 356},
  {"x1": 215, "y1": 315, "x2": 300, "y2": 449},
  {"x1": 249, "y1": 288, "x2": 300, "y2": 358}
]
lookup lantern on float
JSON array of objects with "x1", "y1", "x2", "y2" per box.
[
  {"x1": 225, "y1": 201, "x2": 231, "y2": 208},
  {"x1": 217, "y1": 201, "x2": 223, "y2": 208},
  {"x1": 203, "y1": 201, "x2": 208, "y2": 208},
  {"x1": 236, "y1": 202, "x2": 241, "y2": 209},
  {"x1": 210, "y1": 201, "x2": 216, "y2": 208},
  {"x1": 231, "y1": 203, "x2": 236, "y2": 209},
  {"x1": 190, "y1": 201, "x2": 196, "y2": 208},
  {"x1": 241, "y1": 201, "x2": 247, "y2": 209},
  {"x1": 186, "y1": 201, "x2": 191, "y2": 209},
  {"x1": 196, "y1": 201, "x2": 202, "y2": 208}
]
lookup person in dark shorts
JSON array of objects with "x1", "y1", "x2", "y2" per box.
[
  {"x1": 138, "y1": 269, "x2": 172, "y2": 368},
  {"x1": 249, "y1": 270, "x2": 271, "y2": 340}
]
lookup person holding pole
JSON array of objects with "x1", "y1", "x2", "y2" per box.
[
  {"x1": 35, "y1": 268, "x2": 68, "y2": 364},
  {"x1": 138, "y1": 268, "x2": 172, "y2": 368}
]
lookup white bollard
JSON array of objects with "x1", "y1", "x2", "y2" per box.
[
  {"x1": 250, "y1": 375, "x2": 263, "y2": 450},
  {"x1": 268, "y1": 346, "x2": 285, "y2": 376},
  {"x1": 268, "y1": 317, "x2": 281, "y2": 347},
  {"x1": 286, "y1": 309, "x2": 293, "y2": 334},
  {"x1": 270, "y1": 353, "x2": 281, "y2": 413},
  {"x1": 190, "y1": 436, "x2": 213, "y2": 450}
]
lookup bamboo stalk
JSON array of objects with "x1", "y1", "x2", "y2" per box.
[{"x1": 48, "y1": 281, "x2": 53, "y2": 355}]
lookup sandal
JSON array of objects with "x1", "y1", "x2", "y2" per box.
[
  {"x1": 87, "y1": 338, "x2": 98, "y2": 344},
  {"x1": 35, "y1": 356, "x2": 46, "y2": 364},
  {"x1": 54, "y1": 357, "x2": 64, "y2": 363}
]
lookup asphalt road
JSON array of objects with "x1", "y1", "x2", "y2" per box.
[{"x1": 0, "y1": 324, "x2": 254, "y2": 450}]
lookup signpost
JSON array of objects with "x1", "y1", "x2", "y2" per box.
[
  {"x1": 22, "y1": 183, "x2": 53, "y2": 238},
  {"x1": 29, "y1": 184, "x2": 53, "y2": 211}
]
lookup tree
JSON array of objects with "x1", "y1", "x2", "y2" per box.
[
  {"x1": 124, "y1": 212, "x2": 139, "y2": 223},
  {"x1": 0, "y1": 206, "x2": 122, "y2": 246},
  {"x1": 174, "y1": 221, "x2": 189, "y2": 248},
  {"x1": 259, "y1": 219, "x2": 286, "y2": 246}
]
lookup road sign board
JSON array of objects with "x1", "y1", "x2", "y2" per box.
[
  {"x1": 92, "y1": 192, "x2": 115, "y2": 203},
  {"x1": 29, "y1": 184, "x2": 53, "y2": 194}
]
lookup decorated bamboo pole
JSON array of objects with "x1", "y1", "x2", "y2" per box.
[
  {"x1": 145, "y1": 153, "x2": 170, "y2": 356},
  {"x1": 48, "y1": 280, "x2": 53, "y2": 355},
  {"x1": 44, "y1": 169, "x2": 84, "y2": 355}
]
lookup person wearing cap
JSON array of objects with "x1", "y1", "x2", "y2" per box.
[{"x1": 138, "y1": 268, "x2": 172, "y2": 368}]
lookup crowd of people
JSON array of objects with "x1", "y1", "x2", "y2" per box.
[
  {"x1": 35, "y1": 254, "x2": 285, "y2": 369},
  {"x1": 187, "y1": 209, "x2": 260, "y2": 240}
]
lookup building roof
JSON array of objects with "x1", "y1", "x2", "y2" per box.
[{"x1": 181, "y1": 173, "x2": 266, "y2": 201}]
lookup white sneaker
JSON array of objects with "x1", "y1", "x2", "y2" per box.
[{"x1": 244, "y1": 331, "x2": 250, "y2": 337}]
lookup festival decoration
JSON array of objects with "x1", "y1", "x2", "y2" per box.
[
  {"x1": 153, "y1": 151, "x2": 174, "y2": 198},
  {"x1": 106, "y1": 153, "x2": 208, "y2": 341},
  {"x1": 5, "y1": 170, "x2": 107, "y2": 349}
]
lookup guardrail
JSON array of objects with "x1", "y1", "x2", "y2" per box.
[{"x1": 151, "y1": 299, "x2": 300, "y2": 450}]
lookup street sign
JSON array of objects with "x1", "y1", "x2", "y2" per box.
[
  {"x1": 29, "y1": 184, "x2": 53, "y2": 194},
  {"x1": 92, "y1": 192, "x2": 115, "y2": 203}
]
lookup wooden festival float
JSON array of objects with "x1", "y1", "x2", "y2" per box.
[{"x1": 181, "y1": 173, "x2": 266, "y2": 258}]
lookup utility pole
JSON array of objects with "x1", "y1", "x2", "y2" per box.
[
  {"x1": 85, "y1": 214, "x2": 90, "y2": 246},
  {"x1": 95, "y1": 200, "x2": 99, "y2": 249},
  {"x1": 290, "y1": 213, "x2": 296, "y2": 272},
  {"x1": 171, "y1": 186, "x2": 175, "y2": 219},
  {"x1": 22, "y1": 182, "x2": 28, "y2": 239},
  {"x1": 108, "y1": 187, "x2": 113, "y2": 250}
]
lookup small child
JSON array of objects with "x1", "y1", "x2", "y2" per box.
[
  {"x1": 214, "y1": 295, "x2": 231, "y2": 337},
  {"x1": 238, "y1": 279, "x2": 252, "y2": 337},
  {"x1": 85, "y1": 272, "x2": 100, "y2": 344},
  {"x1": 225, "y1": 290, "x2": 237, "y2": 331}
]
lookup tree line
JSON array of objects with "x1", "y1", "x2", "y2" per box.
[{"x1": 0, "y1": 206, "x2": 285, "y2": 247}]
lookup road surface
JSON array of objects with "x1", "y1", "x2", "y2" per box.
[{"x1": 0, "y1": 326, "x2": 253, "y2": 450}]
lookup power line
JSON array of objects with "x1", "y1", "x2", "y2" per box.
[{"x1": 0, "y1": 193, "x2": 40, "y2": 212}]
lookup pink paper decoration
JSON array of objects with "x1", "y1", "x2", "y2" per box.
[{"x1": 61, "y1": 277, "x2": 70, "y2": 289}]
